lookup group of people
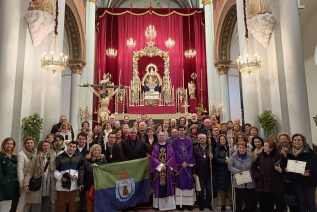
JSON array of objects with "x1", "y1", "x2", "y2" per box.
[{"x1": 0, "y1": 113, "x2": 317, "y2": 212}]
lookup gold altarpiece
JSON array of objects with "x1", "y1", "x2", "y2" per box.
[{"x1": 129, "y1": 41, "x2": 174, "y2": 106}]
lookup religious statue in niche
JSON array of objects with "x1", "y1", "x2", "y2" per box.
[
  {"x1": 80, "y1": 73, "x2": 122, "y2": 124},
  {"x1": 141, "y1": 64, "x2": 162, "y2": 99},
  {"x1": 188, "y1": 81, "x2": 196, "y2": 99},
  {"x1": 188, "y1": 72, "x2": 197, "y2": 99},
  {"x1": 249, "y1": 0, "x2": 272, "y2": 17}
]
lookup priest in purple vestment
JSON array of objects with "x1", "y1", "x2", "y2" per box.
[
  {"x1": 150, "y1": 132, "x2": 177, "y2": 211},
  {"x1": 172, "y1": 125, "x2": 196, "y2": 210}
]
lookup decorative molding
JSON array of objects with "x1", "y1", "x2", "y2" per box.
[
  {"x1": 201, "y1": 0, "x2": 211, "y2": 6},
  {"x1": 248, "y1": 13, "x2": 275, "y2": 48},
  {"x1": 25, "y1": 10, "x2": 54, "y2": 47},
  {"x1": 216, "y1": 5, "x2": 237, "y2": 63},
  {"x1": 64, "y1": 4, "x2": 86, "y2": 67}
]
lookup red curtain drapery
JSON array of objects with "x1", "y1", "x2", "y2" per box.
[{"x1": 96, "y1": 8, "x2": 208, "y2": 113}]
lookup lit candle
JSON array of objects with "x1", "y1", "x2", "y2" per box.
[
  {"x1": 201, "y1": 68, "x2": 203, "y2": 88},
  {"x1": 183, "y1": 68, "x2": 185, "y2": 88},
  {"x1": 201, "y1": 69, "x2": 203, "y2": 101}
]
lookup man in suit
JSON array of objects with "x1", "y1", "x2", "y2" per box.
[{"x1": 121, "y1": 128, "x2": 147, "y2": 160}]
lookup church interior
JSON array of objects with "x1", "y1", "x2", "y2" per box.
[
  {"x1": 0, "y1": 0, "x2": 315, "y2": 146},
  {"x1": 0, "y1": 0, "x2": 317, "y2": 210}
]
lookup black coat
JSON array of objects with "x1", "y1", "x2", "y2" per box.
[
  {"x1": 144, "y1": 134, "x2": 158, "y2": 154},
  {"x1": 286, "y1": 145, "x2": 317, "y2": 186},
  {"x1": 193, "y1": 145, "x2": 212, "y2": 179},
  {"x1": 121, "y1": 138, "x2": 147, "y2": 161},
  {"x1": 0, "y1": 152, "x2": 19, "y2": 201},
  {"x1": 76, "y1": 144, "x2": 89, "y2": 158},
  {"x1": 105, "y1": 143, "x2": 124, "y2": 163},
  {"x1": 215, "y1": 145, "x2": 230, "y2": 191},
  {"x1": 51, "y1": 122, "x2": 74, "y2": 140},
  {"x1": 252, "y1": 149, "x2": 285, "y2": 193},
  {"x1": 83, "y1": 157, "x2": 106, "y2": 190}
]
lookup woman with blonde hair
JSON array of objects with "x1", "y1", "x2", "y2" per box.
[
  {"x1": 59, "y1": 122, "x2": 73, "y2": 142},
  {"x1": 23, "y1": 140, "x2": 56, "y2": 212},
  {"x1": 17, "y1": 137, "x2": 37, "y2": 212},
  {"x1": 0, "y1": 137, "x2": 20, "y2": 212},
  {"x1": 83, "y1": 144, "x2": 106, "y2": 212}
]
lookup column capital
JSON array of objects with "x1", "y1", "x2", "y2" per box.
[
  {"x1": 201, "y1": 0, "x2": 211, "y2": 6},
  {"x1": 215, "y1": 60, "x2": 231, "y2": 75},
  {"x1": 69, "y1": 60, "x2": 85, "y2": 74}
]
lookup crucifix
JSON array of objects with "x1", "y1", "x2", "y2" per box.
[{"x1": 79, "y1": 73, "x2": 124, "y2": 124}]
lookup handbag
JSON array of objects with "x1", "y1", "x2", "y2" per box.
[
  {"x1": 88, "y1": 185, "x2": 95, "y2": 201},
  {"x1": 29, "y1": 158, "x2": 50, "y2": 191}
]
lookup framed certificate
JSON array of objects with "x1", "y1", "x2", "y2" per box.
[
  {"x1": 287, "y1": 160, "x2": 306, "y2": 174},
  {"x1": 235, "y1": 171, "x2": 252, "y2": 186}
]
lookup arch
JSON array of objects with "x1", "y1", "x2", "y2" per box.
[
  {"x1": 214, "y1": 0, "x2": 237, "y2": 66},
  {"x1": 64, "y1": 0, "x2": 86, "y2": 72}
]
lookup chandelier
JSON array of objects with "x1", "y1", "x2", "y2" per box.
[
  {"x1": 145, "y1": 25, "x2": 157, "y2": 41},
  {"x1": 106, "y1": 9, "x2": 117, "y2": 58},
  {"x1": 41, "y1": 0, "x2": 68, "y2": 73},
  {"x1": 184, "y1": 10, "x2": 196, "y2": 59},
  {"x1": 236, "y1": 0, "x2": 261, "y2": 74},
  {"x1": 184, "y1": 49, "x2": 197, "y2": 59},
  {"x1": 165, "y1": 6, "x2": 175, "y2": 49},
  {"x1": 165, "y1": 38, "x2": 175, "y2": 49},
  {"x1": 106, "y1": 48, "x2": 118, "y2": 58},
  {"x1": 126, "y1": 37, "x2": 136, "y2": 48}
]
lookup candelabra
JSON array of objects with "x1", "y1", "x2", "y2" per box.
[{"x1": 79, "y1": 105, "x2": 92, "y2": 121}]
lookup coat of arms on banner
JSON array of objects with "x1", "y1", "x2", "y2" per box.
[{"x1": 115, "y1": 170, "x2": 135, "y2": 202}]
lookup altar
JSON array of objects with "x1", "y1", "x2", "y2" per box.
[
  {"x1": 95, "y1": 8, "x2": 208, "y2": 117},
  {"x1": 127, "y1": 105, "x2": 177, "y2": 114}
]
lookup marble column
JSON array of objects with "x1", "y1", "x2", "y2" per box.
[
  {"x1": 217, "y1": 63, "x2": 231, "y2": 122},
  {"x1": 70, "y1": 65, "x2": 84, "y2": 135},
  {"x1": 202, "y1": 0, "x2": 216, "y2": 110},
  {"x1": 278, "y1": 0, "x2": 312, "y2": 140},
  {"x1": 83, "y1": 0, "x2": 97, "y2": 125},
  {"x1": 0, "y1": 1, "x2": 22, "y2": 139},
  {"x1": 236, "y1": 0, "x2": 259, "y2": 125}
]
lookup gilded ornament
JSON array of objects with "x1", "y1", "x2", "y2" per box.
[
  {"x1": 201, "y1": 0, "x2": 211, "y2": 6},
  {"x1": 131, "y1": 41, "x2": 172, "y2": 105}
]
